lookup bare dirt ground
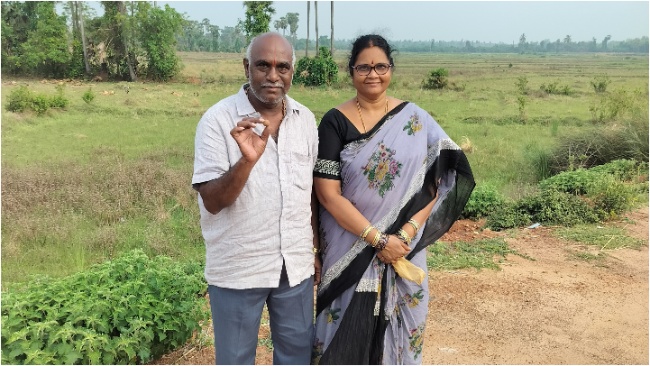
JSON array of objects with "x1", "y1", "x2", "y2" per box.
[{"x1": 152, "y1": 206, "x2": 648, "y2": 365}]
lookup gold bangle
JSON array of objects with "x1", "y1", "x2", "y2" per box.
[
  {"x1": 370, "y1": 231, "x2": 381, "y2": 247},
  {"x1": 407, "y1": 219, "x2": 420, "y2": 232},
  {"x1": 397, "y1": 229, "x2": 412, "y2": 245},
  {"x1": 360, "y1": 225, "x2": 373, "y2": 239}
]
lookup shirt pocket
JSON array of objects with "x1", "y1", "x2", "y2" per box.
[{"x1": 290, "y1": 150, "x2": 313, "y2": 191}]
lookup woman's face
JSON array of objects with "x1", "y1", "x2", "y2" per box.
[{"x1": 351, "y1": 46, "x2": 392, "y2": 98}]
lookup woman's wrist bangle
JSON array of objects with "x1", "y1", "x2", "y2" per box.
[
  {"x1": 360, "y1": 225, "x2": 373, "y2": 240},
  {"x1": 397, "y1": 229, "x2": 412, "y2": 245},
  {"x1": 370, "y1": 231, "x2": 381, "y2": 247},
  {"x1": 374, "y1": 233, "x2": 388, "y2": 251},
  {"x1": 407, "y1": 219, "x2": 420, "y2": 232}
]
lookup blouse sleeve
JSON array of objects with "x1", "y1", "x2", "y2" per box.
[{"x1": 314, "y1": 109, "x2": 345, "y2": 180}]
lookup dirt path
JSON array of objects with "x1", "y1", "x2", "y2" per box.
[{"x1": 153, "y1": 207, "x2": 648, "y2": 365}]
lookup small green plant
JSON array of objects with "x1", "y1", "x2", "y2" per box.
[
  {"x1": 31, "y1": 94, "x2": 50, "y2": 115},
  {"x1": 517, "y1": 95, "x2": 527, "y2": 122},
  {"x1": 515, "y1": 76, "x2": 529, "y2": 95},
  {"x1": 590, "y1": 74, "x2": 610, "y2": 93},
  {"x1": 5, "y1": 86, "x2": 33, "y2": 112},
  {"x1": 82, "y1": 88, "x2": 95, "y2": 104},
  {"x1": 49, "y1": 84, "x2": 69, "y2": 109},
  {"x1": 422, "y1": 67, "x2": 449, "y2": 90},
  {"x1": 555, "y1": 225, "x2": 645, "y2": 250},
  {"x1": 540, "y1": 80, "x2": 572, "y2": 95},
  {"x1": 485, "y1": 204, "x2": 532, "y2": 231}
]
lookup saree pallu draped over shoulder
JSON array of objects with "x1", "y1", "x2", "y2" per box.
[{"x1": 313, "y1": 102, "x2": 475, "y2": 365}]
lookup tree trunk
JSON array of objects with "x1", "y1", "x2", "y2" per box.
[
  {"x1": 78, "y1": 3, "x2": 91, "y2": 75},
  {"x1": 314, "y1": 1, "x2": 318, "y2": 56},
  {"x1": 330, "y1": 1, "x2": 334, "y2": 55},
  {"x1": 305, "y1": 1, "x2": 310, "y2": 57},
  {"x1": 118, "y1": 1, "x2": 137, "y2": 81}
]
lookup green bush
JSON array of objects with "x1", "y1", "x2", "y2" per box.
[
  {"x1": 461, "y1": 183, "x2": 507, "y2": 219},
  {"x1": 590, "y1": 74, "x2": 610, "y2": 93},
  {"x1": 422, "y1": 68, "x2": 449, "y2": 90},
  {"x1": 1, "y1": 249, "x2": 209, "y2": 365},
  {"x1": 518, "y1": 190, "x2": 599, "y2": 227},
  {"x1": 294, "y1": 47, "x2": 338, "y2": 86},
  {"x1": 587, "y1": 175, "x2": 637, "y2": 220},
  {"x1": 539, "y1": 80, "x2": 572, "y2": 95},
  {"x1": 5, "y1": 86, "x2": 33, "y2": 112},
  {"x1": 82, "y1": 88, "x2": 96, "y2": 104},
  {"x1": 539, "y1": 169, "x2": 598, "y2": 195},
  {"x1": 485, "y1": 204, "x2": 531, "y2": 231},
  {"x1": 31, "y1": 94, "x2": 51, "y2": 115},
  {"x1": 49, "y1": 84, "x2": 69, "y2": 109}
]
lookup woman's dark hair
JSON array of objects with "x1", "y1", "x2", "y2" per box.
[{"x1": 348, "y1": 34, "x2": 395, "y2": 77}]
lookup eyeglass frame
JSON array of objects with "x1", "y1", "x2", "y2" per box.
[{"x1": 350, "y1": 63, "x2": 393, "y2": 76}]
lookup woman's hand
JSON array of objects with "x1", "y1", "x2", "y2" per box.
[{"x1": 376, "y1": 235, "x2": 410, "y2": 264}]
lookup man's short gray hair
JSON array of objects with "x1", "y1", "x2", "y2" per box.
[{"x1": 245, "y1": 32, "x2": 296, "y2": 68}]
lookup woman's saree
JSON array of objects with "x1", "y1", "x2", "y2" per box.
[{"x1": 313, "y1": 102, "x2": 475, "y2": 364}]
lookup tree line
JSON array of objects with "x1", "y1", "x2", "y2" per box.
[{"x1": 2, "y1": 1, "x2": 647, "y2": 81}]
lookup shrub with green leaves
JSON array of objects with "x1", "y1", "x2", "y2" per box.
[
  {"x1": 1, "y1": 249, "x2": 209, "y2": 365},
  {"x1": 461, "y1": 183, "x2": 507, "y2": 219},
  {"x1": 485, "y1": 204, "x2": 532, "y2": 231},
  {"x1": 82, "y1": 88, "x2": 96, "y2": 104},
  {"x1": 294, "y1": 47, "x2": 338, "y2": 86},
  {"x1": 422, "y1": 68, "x2": 449, "y2": 90},
  {"x1": 5, "y1": 86, "x2": 33, "y2": 113},
  {"x1": 519, "y1": 190, "x2": 599, "y2": 227}
]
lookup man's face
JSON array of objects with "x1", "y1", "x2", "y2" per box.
[{"x1": 244, "y1": 35, "x2": 293, "y2": 105}]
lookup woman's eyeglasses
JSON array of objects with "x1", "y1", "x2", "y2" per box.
[{"x1": 351, "y1": 63, "x2": 393, "y2": 76}]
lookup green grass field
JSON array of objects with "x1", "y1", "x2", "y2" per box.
[{"x1": 1, "y1": 52, "x2": 648, "y2": 288}]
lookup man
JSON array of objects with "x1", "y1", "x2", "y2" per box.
[{"x1": 192, "y1": 32, "x2": 321, "y2": 365}]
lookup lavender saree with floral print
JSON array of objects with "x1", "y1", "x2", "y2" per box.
[{"x1": 312, "y1": 102, "x2": 475, "y2": 365}]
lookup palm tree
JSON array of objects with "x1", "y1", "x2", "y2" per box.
[{"x1": 314, "y1": 1, "x2": 319, "y2": 56}]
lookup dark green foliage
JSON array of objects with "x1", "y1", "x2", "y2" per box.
[
  {"x1": 294, "y1": 47, "x2": 338, "y2": 86},
  {"x1": 485, "y1": 204, "x2": 532, "y2": 231},
  {"x1": 82, "y1": 88, "x2": 96, "y2": 104},
  {"x1": 1, "y1": 249, "x2": 209, "y2": 365},
  {"x1": 243, "y1": 1, "x2": 275, "y2": 41},
  {"x1": 422, "y1": 68, "x2": 449, "y2": 90},
  {"x1": 461, "y1": 183, "x2": 507, "y2": 219},
  {"x1": 539, "y1": 169, "x2": 597, "y2": 195},
  {"x1": 518, "y1": 190, "x2": 599, "y2": 226},
  {"x1": 138, "y1": 4, "x2": 184, "y2": 81},
  {"x1": 539, "y1": 80, "x2": 572, "y2": 95},
  {"x1": 587, "y1": 175, "x2": 637, "y2": 220},
  {"x1": 5, "y1": 85, "x2": 68, "y2": 115},
  {"x1": 5, "y1": 86, "x2": 33, "y2": 113}
]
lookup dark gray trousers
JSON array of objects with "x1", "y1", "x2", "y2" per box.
[{"x1": 208, "y1": 265, "x2": 314, "y2": 365}]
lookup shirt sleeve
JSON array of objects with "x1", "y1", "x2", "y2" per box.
[
  {"x1": 314, "y1": 109, "x2": 345, "y2": 180},
  {"x1": 192, "y1": 108, "x2": 231, "y2": 187}
]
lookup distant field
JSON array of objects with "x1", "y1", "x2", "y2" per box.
[{"x1": 1, "y1": 51, "x2": 647, "y2": 287}]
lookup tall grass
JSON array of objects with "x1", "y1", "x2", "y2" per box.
[{"x1": 1, "y1": 52, "x2": 647, "y2": 287}]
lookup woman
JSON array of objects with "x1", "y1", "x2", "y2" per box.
[{"x1": 312, "y1": 34, "x2": 475, "y2": 364}]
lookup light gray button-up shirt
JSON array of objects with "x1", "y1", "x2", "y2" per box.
[{"x1": 192, "y1": 85, "x2": 318, "y2": 289}]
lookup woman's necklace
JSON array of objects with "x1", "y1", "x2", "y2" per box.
[{"x1": 356, "y1": 97, "x2": 389, "y2": 133}]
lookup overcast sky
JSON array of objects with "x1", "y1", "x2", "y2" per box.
[{"x1": 156, "y1": 0, "x2": 649, "y2": 43}]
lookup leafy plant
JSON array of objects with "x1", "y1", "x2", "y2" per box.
[
  {"x1": 422, "y1": 67, "x2": 449, "y2": 90},
  {"x1": 462, "y1": 183, "x2": 507, "y2": 219},
  {"x1": 5, "y1": 86, "x2": 33, "y2": 112},
  {"x1": 82, "y1": 88, "x2": 96, "y2": 104},
  {"x1": 1, "y1": 249, "x2": 209, "y2": 365},
  {"x1": 294, "y1": 47, "x2": 338, "y2": 86},
  {"x1": 427, "y1": 238, "x2": 533, "y2": 270},
  {"x1": 515, "y1": 75, "x2": 529, "y2": 95},
  {"x1": 590, "y1": 74, "x2": 610, "y2": 93}
]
